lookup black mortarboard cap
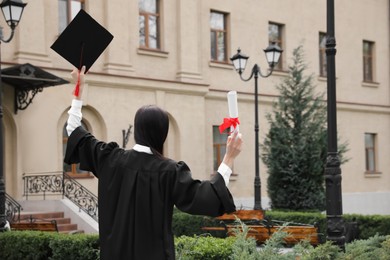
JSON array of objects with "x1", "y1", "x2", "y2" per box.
[{"x1": 50, "y1": 9, "x2": 114, "y2": 72}]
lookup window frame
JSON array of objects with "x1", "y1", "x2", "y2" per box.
[
  {"x1": 210, "y1": 10, "x2": 229, "y2": 63},
  {"x1": 319, "y1": 32, "x2": 327, "y2": 77},
  {"x1": 139, "y1": 0, "x2": 161, "y2": 50},
  {"x1": 58, "y1": 0, "x2": 85, "y2": 33},
  {"x1": 364, "y1": 133, "x2": 378, "y2": 174},
  {"x1": 268, "y1": 22, "x2": 284, "y2": 71},
  {"x1": 363, "y1": 40, "x2": 375, "y2": 83}
]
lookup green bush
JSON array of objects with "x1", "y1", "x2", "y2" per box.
[
  {"x1": 0, "y1": 231, "x2": 55, "y2": 260},
  {"x1": 2, "y1": 226, "x2": 390, "y2": 259},
  {"x1": 49, "y1": 233, "x2": 100, "y2": 260},
  {"x1": 343, "y1": 234, "x2": 390, "y2": 260},
  {"x1": 172, "y1": 208, "x2": 225, "y2": 238},
  {"x1": 175, "y1": 235, "x2": 235, "y2": 260},
  {"x1": 344, "y1": 214, "x2": 390, "y2": 239},
  {"x1": 0, "y1": 231, "x2": 99, "y2": 260}
]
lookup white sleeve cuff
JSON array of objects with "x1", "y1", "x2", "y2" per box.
[
  {"x1": 66, "y1": 99, "x2": 83, "y2": 136},
  {"x1": 218, "y1": 162, "x2": 232, "y2": 186},
  {"x1": 71, "y1": 99, "x2": 83, "y2": 110}
]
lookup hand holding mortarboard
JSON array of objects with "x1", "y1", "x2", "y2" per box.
[
  {"x1": 50, "y1": 9, "x2": 113, "y2": 96},
  {"x1": 70, "y1": 66, "x2": 86, "y2": 99}
]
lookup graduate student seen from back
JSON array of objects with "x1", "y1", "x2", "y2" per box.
[{"x1": 64, "y1": 66, "x2": 243, "y2": 260}]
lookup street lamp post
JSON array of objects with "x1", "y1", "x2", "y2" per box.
[
  {"x1": 325, "y1": 0, "x2": 345, "y2": 248},
  {"x1": 230, "y1": 43, "x2": 282, "y2": 210},
  {"x1": 0, "y1": 0, "x2": 27, "y2": 232}
]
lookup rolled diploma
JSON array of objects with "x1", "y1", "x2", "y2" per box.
[{"x1": 227, "y1": 91, "x2": 239, "y2": 133}]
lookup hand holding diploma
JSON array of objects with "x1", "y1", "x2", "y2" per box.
[
  {"x1": 219, "y1": 91, "x2": 240, "y2": 134},
  {"x1": 220, "y1": 91, "x2": 243, "y2": 169},
  {"x1": 222, "y1": 130, "x2": 243, "y2": 169}
]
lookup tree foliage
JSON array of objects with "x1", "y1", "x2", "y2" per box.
[{"x1": 261, "y1": 45, "x2": 348, "y2": 211}]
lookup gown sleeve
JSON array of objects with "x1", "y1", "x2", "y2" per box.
[
  {"x1": 64, "y1": 126, "x2": 121, "y2": 178},
  {"x1": 172, "y1": 161, "x2": 236, "y2": 217}
]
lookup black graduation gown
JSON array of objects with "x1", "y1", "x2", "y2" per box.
[{"x1": 64, "y1": 126, "x2": 236, "y2": 260}]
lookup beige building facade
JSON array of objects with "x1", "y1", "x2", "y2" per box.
[{"x1": 2, "y1": 0, "x2": 390, "y2": 215}]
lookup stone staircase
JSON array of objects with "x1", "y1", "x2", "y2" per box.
[{"x1": 19, "y1": 211, "x2": 84, "y2": 234}]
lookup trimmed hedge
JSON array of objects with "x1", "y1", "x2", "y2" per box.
[
  {"x1": 2, "y1": 228, "x2": 390, "y2": 259},
  {"x1": 175, "y1": 235, "x2": 235, "y2": 259},
  {"x1": 2, "y1": 210, "x2": 390, "y2": 259},
  {"x1": 266, "y1": 211, "x2": 390, "y2": 240},
  {"x1": 0, "y1": 231, "x2": 99, "y2": 260},
  {"x1": 172, "y1": 209, "x2": 226, "y2": 238}
]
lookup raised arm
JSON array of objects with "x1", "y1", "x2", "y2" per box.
[
  {"x1": 66, "y1": 66, "x2": 86, "y2": 136},
  {"x1": 222, "y1": 130, "x2": 243, "y2": 169}
]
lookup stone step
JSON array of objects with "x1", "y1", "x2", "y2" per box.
[
  {"x1": 20, "y1": 211, "x2": 64, "y2": 220},
  {"x1": 51, "y1": 217, "x2": 71, "y2": 225},
  {"x1": 17, "y1": 211, "x2": 83, "y2": 234},
  {"x1": 57, "y1": 223, "x2": 78, "y2": 232}
]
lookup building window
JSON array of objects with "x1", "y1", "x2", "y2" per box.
[
  {"x1": 319, "y1": 32, "x2": 327, "y2": 77},
  {"x1": 363, "y1": 40, "x2": 374, "y2": 82},
  {"x1": 58, "y1": 0, "x2": 84, "y2": 33},
  {"x1": 210, "y1": 11, "x2": 228, "y2": 63},
  {"x1": 63, "y1": 122, "x2": 88, "y2": 175},
  {"x1": 139, "y1": 0, "x2": 160, "y2": 50},
  {"x1": 268, "y1": 22, "x2": 284, "y2": 70},
  {"x1": 213, "y1": 126, "x2": 227, "y2": 174},
  {"x1": 365, "y1": 133, "x2": 377, "y2": 173}
]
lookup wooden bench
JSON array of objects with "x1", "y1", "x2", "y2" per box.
[
  {"x1": 201, "y1": 209, "x2": 320, "y2": 245},
  {"x1": 201, "y1": 209, "x2": 264, "y2": 232},
  {"x1": 226, "y1": 224, "x2": 320, "y2": 246},
  {"x1": 10, "y1": 219, "x2": 58, "y2": 232}
]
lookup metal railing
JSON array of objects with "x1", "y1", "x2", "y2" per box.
[
  {"x1": 63, "y1": 172, "x2": 98, "y2": 221},
  {"x1": 5, "y1": 192, "x2": 23, "y2": 223},
  {"x1": 22, "y1": 171, "x2": 98, "y2": 222},
  {"x1": 23, "y1": 171, "x2": 63, "y2": 200}
]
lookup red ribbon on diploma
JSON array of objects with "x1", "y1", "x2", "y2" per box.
[{"x1": 219, "y1": 117, "x2": 240, "y2": 134}]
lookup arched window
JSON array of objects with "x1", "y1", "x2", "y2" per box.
[{"x1": 63, "y1": 121, "x2": 88, "y2": 175}]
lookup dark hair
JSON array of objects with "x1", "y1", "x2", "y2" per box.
[{"x1": 134, "y1": 105, "x2": 169, "y2": 155}]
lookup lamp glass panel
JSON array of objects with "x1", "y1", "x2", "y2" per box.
[
  {"x1": 1, "y1": 6, "x2": 10, "y2": 21},
  {"x1": 273, "y1": 51, "x2": 281, "y2": 63},
  {"x1": 10, "y1": 5, "x2": 23, "y2": 22},
  {"x1": 232, "y1": 58, "x2": 245, "y2": 71},
  {"x1": 265, "y1": 51, "x2": 274, "y2": 64},
  {"x1": 232, "y1": 59, "x2": 240, "y2": 70},
  {"x1": 266, "y1": 51, "x2": 281, "y2": 65},
  {"x1": 239, "y1": 58, "x2": 247, "y2": 70}
]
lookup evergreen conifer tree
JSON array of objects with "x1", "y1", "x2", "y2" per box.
[{"x1": 261, "y1": 45, "x2": 347, "y2": 211}]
